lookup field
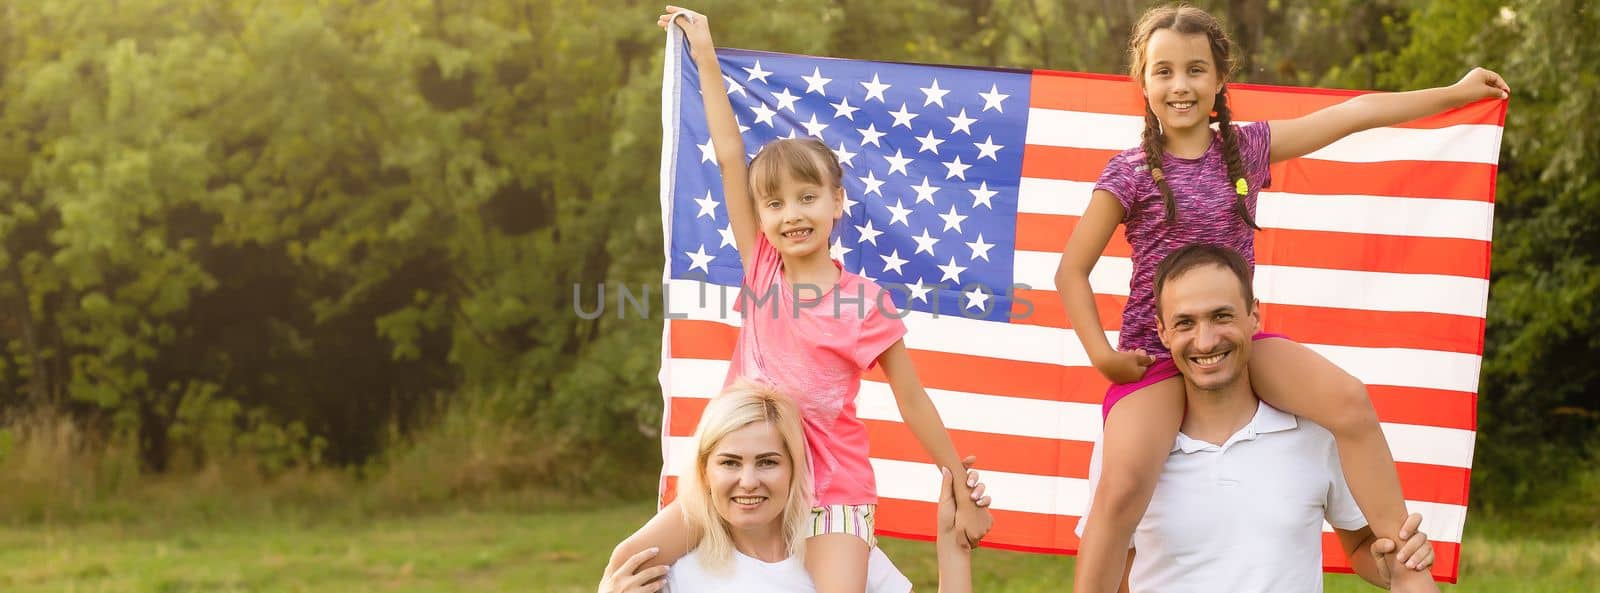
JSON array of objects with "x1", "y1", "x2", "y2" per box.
[{"x1": 1, "y1": 501, "x2": 1593, "y2": 593}]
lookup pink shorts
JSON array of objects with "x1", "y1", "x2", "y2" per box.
[{"x1": 1101, "y1": 332, "x2": 1287, "y2": 419}]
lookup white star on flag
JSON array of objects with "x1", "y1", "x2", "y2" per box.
[
  {"x1": 859, "y1": 170, "x2": 885, "y2": 196},
  {"x1": 861, "y1": 73, "x2": 891, "y2": 102},
  {"x1": 698, "y1": 139, "x2": 716, "y2": 163},
  {"x1": 802, "y1": 67, "x2": 831, "y2": 95},
  {"x1": 889, "y1": 103, "x2": 918, "y2": 129},
  {"x1": 854, "y1": 219, "x2": 884, "y2": 246},
  {"x1": 966, "y1": 233, "x2": 995, "y2": 261},
  {"x1": 885, "y1": 150, "x2": 913, "y2": 176},
  {"x1": 942, "y1": 155, "x2": 971, "y2": 180},
  {"x1": 969, "y1": 181, "x2": 998, "y2": 209},
  {"x1": 750, "y1": 103, "x2": 777, "y2": 126},
  {"x1": 974, "y1": 135, "x2": 1004, "y2": 160},
  {"x1": 916, "y1": 130, "x2": 945, "y2": 154},
  {"x1": 743, "y1": 60, "x2": 772, "y2": 83},
  {"x1": 937, "y1": 256, "x2": 967, "y2": 284},
  {"x1": 686, "y1": 245, "x2": 716, "y2": 274},
  {"x1": 717, "y1": 225, "x2": 736, "y2": 248},
  {"x1": 911, "y1": 228, "x2": 940, "y2": 255},
  {"x1": 723, "y1": 75, "x2": 746, "y2": 97},
  {"x1": 694, "y1": 191, "x2": 719, "y2": 219},
  {"x1": 884, "y1": 199, "x2": 913, "y2": 227},
  {"x1": 979, "y1": 83, "x2": 1009, "y2": 112},
  {"x1": 920, "y1": 79, "x2": 950, "y2": 107},
  {"x1": 906, "y1": 278, "x2": 933, "y2": 303},
  {"x1": 939, "y1": 205, "x2": 968, "y2": 233},
  {"x1": 948, "y1": 109, "x2": 977, "y2": 135},
  {"x1": 911, "y1": 177, "x2": 940, "y2": 205},
  {"x1": 833, "y1": 142, "x2": 858, "y2": 167},
  {"x1": 858, "y1": 123, "x2": 886, "y2": 147},
  {"x1": 964, "y1": 286, "x2": 990, "y2": 311},
  {"x1": 880, "y1": 249, "x2": 909, "y2": 275},
  {"x1": 800, "y1": 114, "x2": 829, "y2": 138},
  {"x1": 772, "y1": 88, "x2": 800, "y2": 112},
  {"x1": 831, "y1": 237, "x2": 852, "y2": 260},
  {"x1": 832, "y1": 97, "x2": 859, "y2": 120}
]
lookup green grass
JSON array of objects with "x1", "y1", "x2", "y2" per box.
[{"x1": 0, "y1": 501, "x2": 1592, "y2": 592}]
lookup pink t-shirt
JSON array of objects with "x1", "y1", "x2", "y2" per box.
[
  {"x1": 725, "y1": 234, "x2": 908, "y2": 507},
  {"x1": 1095, "y1": 122, "x2": 1273, "y2": 359}
]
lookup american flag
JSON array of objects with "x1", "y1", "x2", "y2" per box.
[{"x1": 655, "y1": 30, "x2": 1502, "y2": 584}]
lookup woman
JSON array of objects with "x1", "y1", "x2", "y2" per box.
[{"x1": 602, "y1": 380, "x2": 987, "y2": 593}]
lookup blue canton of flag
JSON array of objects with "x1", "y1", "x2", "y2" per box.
[{"x1": 667, "y1": 46, "x2": 1033, "y2": 322}]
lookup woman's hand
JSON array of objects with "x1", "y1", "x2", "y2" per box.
[
  {"x1": 656, "y1": 5, "x2": 714, "y2": 56},
  {"x1": 598, "y1": 547, "x2": 669, "y2": 593}
]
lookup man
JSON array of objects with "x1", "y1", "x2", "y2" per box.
[{"x1": 1078, "y1": 244, "x2": 1434, "y2": 592}]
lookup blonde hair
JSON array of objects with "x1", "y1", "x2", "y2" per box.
[{"x1": 676, "y1": 379, "x2": 813, "y2": 572}]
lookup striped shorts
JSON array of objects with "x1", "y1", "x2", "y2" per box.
[{"x1": 808, "y1": 503, "x2": 876, "y2": 547}]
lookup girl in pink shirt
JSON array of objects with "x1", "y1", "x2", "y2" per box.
[
  {"x1": 600, "y1": 8, "x2": 993, "y2": 593},
  {"x1": 1056, "y1": 5, "x2": 1509, "y2": 593}
]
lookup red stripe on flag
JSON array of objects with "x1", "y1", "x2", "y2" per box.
[
  {"x1": 1012, "y1": 288, "x2": 1486, "y2": 356},
  {"x1": 1027, "y1": 69, "x2": 1503, "y2": 132},
  {"x1": 875, "y1": 497, "x2": 1083, "y2": 554},
  {"x1": 1014, "y1": 213, "x2": 1492, "y2": 279},
  {"x1": 1019, "y1": 145, "x2": 1498, "y2": 202},
  {"x1": 667, "y1": 399, "x2": 1470, "y2": 505},
  {"x1": 670, "y1": 319, "x2": 1477, "y2": 431}
]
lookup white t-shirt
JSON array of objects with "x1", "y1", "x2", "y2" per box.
[
  {"x1": 664, "y1": 545, "x2": 912, "y2": 593},
  {"x1": 1078, "y1": 400, "x2": 1367, "y2": 593}
]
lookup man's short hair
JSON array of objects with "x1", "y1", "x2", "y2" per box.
[{"x1": 1153, "y1": 244, "x2": 1255, "y2": 317}]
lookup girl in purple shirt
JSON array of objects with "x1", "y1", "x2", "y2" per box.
[{"x1": 1055, "y1": 5, "x2": 1509, "y2": 593}]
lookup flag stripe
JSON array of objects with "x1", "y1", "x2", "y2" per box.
[
  {"x1": 668, "y1": 320, "x2": 1476, "y2": 431},
  {"x1": 1020, "y1": 145, "x2": 1498, "y2": 202},
  {"x1": 1026, "y1": 69, "x2": 1503, "y2": 130},
  {"x1": 1012, "y1": 213, "x2": 1490, "y2": 278},
  {"x1": 1011, "y1": 289, "x2": 1486, "y2": 355},
  {"x1": 1017, "y1": 180, "x2": 1496, "y2": 242},
  {"x1": 1025, "y1": 109, "x2": 1503, "y2": 164},
  {"x1": 666, "y1": 357, "x2": 1476, "y2": 470}
]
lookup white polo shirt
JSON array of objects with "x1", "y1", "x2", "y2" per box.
[
  {"x1": 664, "y1": 545, "x2": 911, "y2": 593},
  {"x1": 1078, "y1": 401, "x2": 1367, "y2": 593}
]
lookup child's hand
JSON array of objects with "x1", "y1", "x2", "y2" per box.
[
  {"x1": 1097, "y1": 349, "x2": 1154, "y2": 384},
  {"x1": 937, "y1": 467, "x2": 992, "y2": 552},
  {"x1": 1453, "y1": 67, "x2": 1510, "y2": 101},
  {"x1": 656, "y1": 6, "x2": 714, "y2": 54},
  {"x1": 956, "y1": 502, "x2": 994, "y2": 549}
]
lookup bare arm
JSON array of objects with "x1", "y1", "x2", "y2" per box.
[
  {"x1": 879, "y1": 341, "x2": 985, "y2": 519},
  {"x1": 1054, "y1": 190, "x2": 1149, "y2": 383},
  {"x1": 661, "y1": 7, "x2": 759, "y2": 273},
  {"x1": 1268, "y1": 67, "x2": 1510, "y2": 163},
  {"x1": 1336, "y1": 526, "x2": 1389, "y2": 588}
]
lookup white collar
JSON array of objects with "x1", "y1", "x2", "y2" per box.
[{"x1": 1172, "y1": 400, "x2": 1299, "y2": 454}]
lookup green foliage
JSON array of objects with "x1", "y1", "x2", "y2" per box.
[{"x1": 0, "y1": 0, "x2": 1590, "y2": 513}]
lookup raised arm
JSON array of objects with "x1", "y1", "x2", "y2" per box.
[
  {"x1": 1054, "y1": 190, "x2": 1151, "y2": 384},
  {"x1": 1268, "y1": 67, "x2": 1510, "y2": 163},
  {"x1": 660, "y1": 7, "x2": 760, "y2": 272}
]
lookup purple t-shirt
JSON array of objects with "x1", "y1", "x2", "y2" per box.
[{"x1": 1095, "y1": 122, "x2": 1273, "y2": 359}]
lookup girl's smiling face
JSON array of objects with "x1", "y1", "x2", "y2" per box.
[
  {"x1": 1141, "y1": 28, "x2": 1223, "y2": 134},
  {"x1": 754, "y1": 168, "x2": 844, "y2": 261}
]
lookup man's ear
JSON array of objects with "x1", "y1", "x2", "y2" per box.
[
  {"x1": 1248, "y1": 299, "x2": 1262, "y2": 332},
  {"x1": 1156, "y1": 313, "x2": 1172, "y2": 350}
]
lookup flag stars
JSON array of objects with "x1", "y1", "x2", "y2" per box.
[
  {"x1": 743, "y1": 60, "x2": 773, "y2": 84},
  {"x1": 938, "y1": 205, "x2": 969, "y2": 233},
  {"x1": 911, "y1": 176, "x2": 940, "y2": 205},
  {"x1": 854, "y1": 219, "x2": 884, "y2": 246},
  {"x1": 911, "y1": 227, "x2": 941, "y2": 256},
  {"x1": 916, "y1": 129, "x2": 946, "y2": 155},
  {"x1": 889, "y1": 103, "x2": 919, "y2": 129},
  {"x1": 861, "y1": 73, "x2": 892, "y2": 102},
  {"x1": 979, "y1": 84, "x2": 1010, "y2": 112},
  {"x1": 969, "y1": 181, "x2": 998, "y2": 209},
  {"x1": 966, "y1": 233, "x2": 995, "y2": 261},
  {"x1": 974, "y1": 135, "x2": 1004, "y2": 161},
  {"x1": 937, "y1": 256, "x2": 968, "y2": 284},
  {"x1": 885, "y1": 150, "x2": 913, "y2": 176},
  {"x1": 772, "y1": 88, "x2": 800, "y2": 113},
  {"x1": 880, "y1": 249, "x2": 910, "y2": 275},
  {"x1": 947, "y1": 108, "x2": 977, "y2": 135},
  {"x1": 723, "y1": 75, "x2": 747, "y2": 97},
  {"x1": 686, "y1": 245, "x2": 716, "y2": 274},
  {"x1": 920, "y1": 79, "x2": 951, "y2": 108},
  {"x1": 832, "y1": 96, "x2": 860, "y2": 120},
  {"x1": 964, "y1": 286, "x2": 991, "y2": 311},
  {"x1": 802, "y1": 67, "x2": 832, "y2": 95},
  {"x1": 942, "y1": 155, "x2": 972, "y2": 180},
  {"x1": 831, "y1": 237, "x2": 852, "y2": 261},
  {"x1": 885, "y1": 199, "x2": 913, "y2": 227},
  {"x1": 697, "y1": 139, "x2": 716, "y2": 163},
  {"x1": 833, "y1": 142, "x2": 858, "y2": 167},
  {"x1": 694, "y1": 190, "x2": 719, "y2": 220},
  {"x1": 907, "y1": 278, "x2": 934, "y2": 303},
  {"x1": 800, "y1": 114, "x2": 829, "y2": 138},
  {"x1": 840, "y1": 192, "x2": 858, "y2": 216},
  {"x1": 750, "y1": 104, "x2": 777, "y2": 127},
  {"x1": 717, "y1": 225, "x2": 737, "y2": 249},
  {"x1": 859, "y1": 170, "x2": 886, "y2": 197},
  {"x1": 858, "y1": 123, "x2": 886, "y2": 147}
]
